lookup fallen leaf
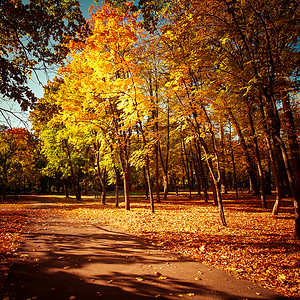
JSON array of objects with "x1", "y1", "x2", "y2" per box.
[{"x1": 136, "y1": 277, "x2": 144, "y2": 281}]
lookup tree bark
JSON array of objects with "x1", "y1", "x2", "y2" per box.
[
  {"x1": 219, "y1": 120, "x2": 227, "y2": 194},
  {"x1": 195, "y1": 141, "x2": 209, "y2": 202},
  {"x1": 248, "y1": 104, "x2": 267, "y2": 208},
  {"x1": 229, "y1": 123, "x2": 238, "y2": 198},
  {"x1": 228, "y1": 108, "x2": 260, "y2": 195},
  {"x1": 181, "y1": 138, "x2": 192, "y2": 199},
  {"x1": 115, "y1": 167, "x2": 119, "y2": 207},
  {"x1": 143, "y1": 166, "x2": 149, "y2": 200}
]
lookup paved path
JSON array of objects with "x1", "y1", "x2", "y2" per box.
[{"x1": 1, "y1": 214, "x2": 287, "y2": 300}]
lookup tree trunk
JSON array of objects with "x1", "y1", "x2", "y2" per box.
[
  {"x1": 143, "y1": 166, "x2": 149, "y2": 200},
  {"x1": 158, "y1": 100, "x2": 170, "y2": 201},
  {"x1": 114, "y1": 166, "x2": 119, "y2": 207},
  {"x1": 96, "y1": 151, "x2": 107, "y2": 205},
  {"x1": 119, "y1": 147, "x2": 130, "y2": 210},
  {"x1": 63, "y1": 179, "x2": 69, "y2": 198},
  {"x1": 145, "y1": 154, "x2": 155, "y2": 213},
  {"x1": 137, "y1": 119, "x2": 155, "y2": 212},
  {"x1": 229, "y1": 123, "x2": 238, "y2": 198},
  {"x1": 155, "y1": 143, "x2": 161, "y2": 203},
  {"x1": 172, "y1": 174, "x2": 179, "y2": 196},
  {"x1": 181, "y1": 139, "x2": 192, "y2": 199},
  {"x1": 199, "y1": 136, "x2": 226, "y2": 226},
  {"x1": 195, "y1": 141, "x2": 209, "y2": 202},
  {"x1": 258, "y1": 99, "x2": 282, "y2": 213},
  {"x1": 248, "y1": 105, "x2": 267, "y2": 208},
  {"x1": 281, "y1": 91, "x2": 300, "y2": 199},
  {"x1": 219, "y1": 120, "x2": 227, "y2": 194},
  {"x1": 192, "y1": 155, "x2": 202, "y2": 195},
  {"x1": 274, "y1": 134, "x2": 300, "y2": 240},
  {"x1": 228, "y1": 108, "x2": 260, "y2": 195}
]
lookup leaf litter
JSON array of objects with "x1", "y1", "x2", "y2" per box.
[{"x1": 0, "y1": 194, "x2": 299, "y2": 298}]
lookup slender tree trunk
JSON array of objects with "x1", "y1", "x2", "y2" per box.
[
  {"x1": 274, "y1": 134, "x2": 300, "y2": 240},
  {"x1": 192, "y1": 155, "x2": 202, "y2": 195},
  {"x1": 200, "y1": 136, "x2": 226, "y2": 226},
  {"x1": 228, "y1": 108, "x2": 260, "y2": 195},
  {"x1": 229, "y1": 124, "x2": 238, "y2": 198},
  {"x1": 248, "y1": 105, "x2": 267, "y2": 208},
  {"x1": 143, "y1": 166, "x2": 149, "y2": 200},
  {"x1": 219, "y1": 120, "x2": 227, "y2": 194},
  {"x1": 145, "y1": 154, "x2": 155, "y2": 213},
  {"x1": 137, "y1": 119, "x2": 154, "y2": 212},
  {"x1": 158, "y1": 99, "x2": 170, "y2": 201},
  {"x1": 123, "y1": 167, "x2": 130, "y2": 210},
  {"x1": 258, "y1": 99, "x2": 282, "y2": 213},
  {"x1": 266, "y1": 136, "x2": 282, "y2": 215},
  {"x1": 155, "y1": 143, "x2": 161, "y2": 203},
  {"x1": 63, "y1": 179, "x2": 69, "y2": 198},
  {"x1": 195, "y1": 141, "x2": 209, "y2": 202},
  {"x1": 115, "y1": 167, "x2": 119, "y2": 207},
  {"x1": 172, "y1": 174, "x2": 179, "y2": 196},
  {"x1": 96, "y1": 151, "x2": 107, "y2": 205},
  {"x1": 181, "y1": 139, "x2": 192, "y2": 199},
  {"x1": 265, "y1": 158, "x2": 272, "y2": 195},
  {"x1": 119, "y1": 146, "x2": 130, "y2": 210}
]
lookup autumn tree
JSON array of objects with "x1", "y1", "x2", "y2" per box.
[
  {"x1": 0, "y1": 0, "x2": 86, "y2": 117},
  {"x1": 164, "y1": 0, "x2": 300, "y2": 237},
  {"x1": 0, "y1": 127, "x2": 40, "y2": 200},
  {"x1": 55, "y1": 3, "x2": 159, "y2": 212}
]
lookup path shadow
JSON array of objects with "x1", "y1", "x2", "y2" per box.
[{"x1": 0, "y1": 219, "x2": 288, "y2": 300}]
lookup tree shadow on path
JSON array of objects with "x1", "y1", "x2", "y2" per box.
[{"x1": 0, "y1": 216, "x2": 288, "y2": 300}]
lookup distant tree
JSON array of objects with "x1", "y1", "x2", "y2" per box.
[{"x1": 0, "y1": 127, "x2": 39, "y2": 200}]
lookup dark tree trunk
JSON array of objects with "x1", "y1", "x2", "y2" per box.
[
  {"x1": 219, "y1": 121, "x2": 227, "y2": 194},
  {"x1": 155, "y1": 144, "x2": 161, "y2": 203},
  {"x1": 248, "y1": 104, "x2": 267, "y2": 208},
  {"x1": 192, "y1": 155, "x2": 202, "y2": 196},
  {"x1": 114, "y1": 166, "x2": 119, "y2": 207},
  {"x1": 228, "y1": 109, "x2": 260, "y2": 195},
  {"x1": 143, "y1": 166, "x2": 149, "y2": 200},
  {"x1": 229, "y1": 123, "x2": 238, "y2": 198},
  {"x1": 63, "y1": 179, "x2": 69, "y2": 198},
  {"x1": 172, "y1": 174, "x2": 179, "y2": 196},
  {"x1": 195, "y1": 141, "x2": 209, "y2": 202}
]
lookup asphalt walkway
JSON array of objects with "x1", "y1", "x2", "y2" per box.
[{"x1": 0, "y1": 214, "x2": 288, "y2": 300}]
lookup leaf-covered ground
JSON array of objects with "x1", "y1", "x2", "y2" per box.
[
  {"x1": 0, "y1": 193, "x2": 299, "y2": 298},
  {"x1": 0, "y1": 207, "x2": 30, "y2": 288}
]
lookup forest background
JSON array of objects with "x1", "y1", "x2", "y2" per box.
[{"x1": 0, "y1": 0, "x2": 300, "y2": 297}]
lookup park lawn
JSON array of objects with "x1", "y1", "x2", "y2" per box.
[{"x1": 0, "y1": 193, "x2": 299, "y2": 298}]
